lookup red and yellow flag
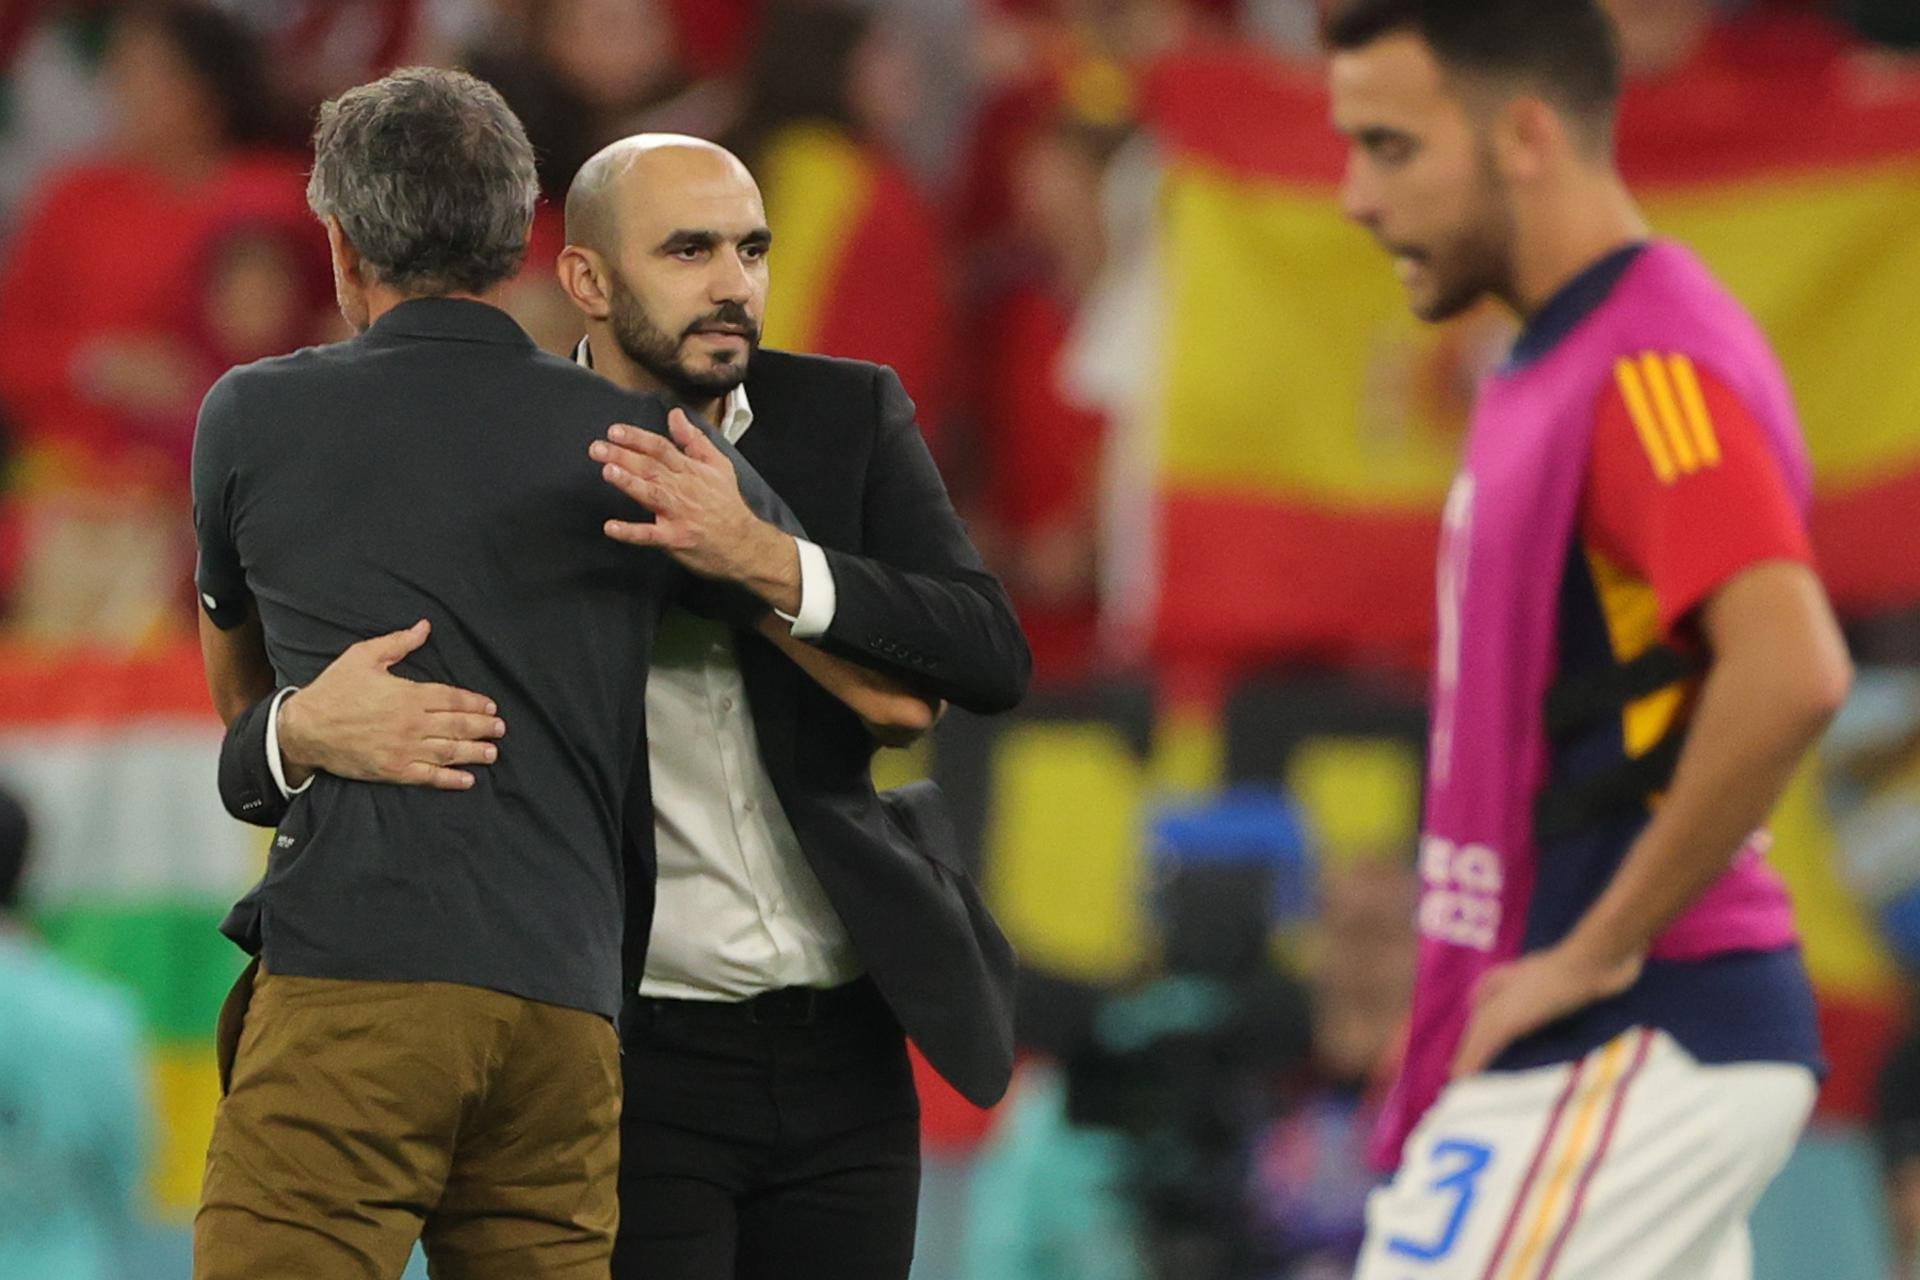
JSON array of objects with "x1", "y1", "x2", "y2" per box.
[
  {"x1": 1136, "y1": 28, "x2": 1920, "y2": 672},
  {"x1": 756, "y1": 124, "x2": 954, "y2": 436}
]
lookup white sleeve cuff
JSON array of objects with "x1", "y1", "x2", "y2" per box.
[
  {"x1": 777, "y1": 538, "x2": 837, "y2": 640},
  {"x1": 266, "y1": 687, "x2": 315, "y2": 800}
]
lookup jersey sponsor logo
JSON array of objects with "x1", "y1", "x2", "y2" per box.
[
  {"x1": 1418, "y1": 834, "x2": 1503, "y2": 951},
  {"x1": 1613, "y1": 353, "x2": 1722, "y2": 484}
]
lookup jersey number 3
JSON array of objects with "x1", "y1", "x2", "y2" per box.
[{"x1": 1387, "y1": 1138, "x2": 1495, "y2": 1263}]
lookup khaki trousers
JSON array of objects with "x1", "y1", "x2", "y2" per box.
[{"x1": 194, "y1": 961, "x2": 621, "y2": 1280}]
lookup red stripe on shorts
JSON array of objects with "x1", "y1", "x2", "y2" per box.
[
  {"x1": 1478, "y1": 1058, "x2": 1589, "y2": 1280},
  {"x1": 1535, "y1": 1028, "x2": 1657, "y2": 1280}
]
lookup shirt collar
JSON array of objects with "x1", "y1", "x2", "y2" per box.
[
  {"x1": 574, "y1": 336, "x2": 754, "y2": 444},
  {"x1": 1505, "y1": 241, "x2": 1649, "y2": 370},
  {"x1": 367, "y1": 297, "x2": 535, "y2": 347}
]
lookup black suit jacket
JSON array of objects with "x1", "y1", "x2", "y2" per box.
[{"x1": 218, "y1": 348, "x2": 1030, "y2": 1107}]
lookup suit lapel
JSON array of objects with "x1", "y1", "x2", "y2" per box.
[{"x1": 731, "y1": 376, "x2": 802, "y2": 784}]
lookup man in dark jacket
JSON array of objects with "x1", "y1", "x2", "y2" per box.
[
  {"x1": 190, "y1": 80, "x2": 808, "y2": 1279},
  {"x1": 215, "y1": 134, "x2": 1028, "y2": 1280}
]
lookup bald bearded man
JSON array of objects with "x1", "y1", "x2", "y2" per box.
[{"x1": 212, "y1": 135, "x2": 1028, "y2": 1280}]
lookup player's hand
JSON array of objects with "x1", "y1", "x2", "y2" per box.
[
  {"x1": 1450, "y1": 943, "x2": 1642, "y2": 1079},
  {"x1": 277, "y1": 620, "x2": 504, "y2": 791},
  {"x1": 592, "y1": 411, "x2": 797, "y2": 592}
]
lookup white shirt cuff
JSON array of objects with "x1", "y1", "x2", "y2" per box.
[
  {"x1": 777, "y1": 538, "x2": 837, "y2": 640},
  {"x1": 265, "y1": 687, "x2": 315, "y2": 800}
]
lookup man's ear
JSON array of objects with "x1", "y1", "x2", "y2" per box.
[
  {"x1": 557, "y1": 246, "x2": 614, "y2": 321},
  {"x1": 1495, "y1": 95, "x2": 1562, "y2": 184},
  {"x1": 323, "y1": 216, "x2": 365, "y2": 285}
]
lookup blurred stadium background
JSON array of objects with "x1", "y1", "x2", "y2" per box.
[{"x1": 1, "y1": 1, "x2": 1919, "y2": 1277}]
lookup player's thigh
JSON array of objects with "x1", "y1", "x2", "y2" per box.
[
  {"x1": 611, "y1": 1174, "x2": 742, "y2": 1280},
  {"x1": 1543, "y1": 1037, "x2": 1813, "y2": 1280},
  {"x1": 1702, "y1": 1227, "x2": 1754, "y2": 1280},
  {"x1": 1361, "y1": 1030, "x2": 1814, "y2": 1280},
  {"x1": 734, "y1": 1110, "x2": 922, "y2": 1280},
  {"x1": 1355, "y1": 1060, "x2": 1579, "y2": 1280},
  {"x1": 195, "y1": 972, "x2": 475, "y2": 1280},
  {"x1": 424, "y1": 1002, "x2": 622, "y2": 1280}
]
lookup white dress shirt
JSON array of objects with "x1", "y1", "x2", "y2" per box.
[
  {"x1": 625, "y1": 365, "x2": 861, "y2": 1000},
  {"x1": 269, "y1": 339, "x2": 861, "y2": 1000}
]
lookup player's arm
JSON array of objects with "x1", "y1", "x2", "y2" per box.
[
  {"x1": 596, "y1": 408, "x2": 807, "y2": 616},
  {"x1": 597, "y1": 374, "x2": 1033, "y2": 716},
  {"x1": 192, "y1": 372, "x2": 274, "y2": 727},
  {"x1": 1556, "y1": 560, "x2": 1848, "y2": 964},
  {"x1": 1454, "y1": 354, "x2": 1852, "y2": 1076},
  {"x1": 272, "y1": 622, "x2": 506, "y2": 791},
  {"x1": 594, "y1": 406, "x2": 944, "y2": 742},
  {"x1": 751, "y1": 612, "x2": 944, "y2": 747},
  {"x1": 199, "y1": 606, "x2": 275, "y2": 728}
]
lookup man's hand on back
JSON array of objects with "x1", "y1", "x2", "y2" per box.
[
  {"x1": 278, "y1": 620, "x2": 505, "y2": 791},
  {"x1": 591, "y1": 410, "x2": 802, "y2": 615}
]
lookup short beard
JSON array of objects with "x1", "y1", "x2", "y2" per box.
[
  {"x1": 1418, "y1": 148, "x2": 1519, "y2": 323},
  {"x1": 606, "y1": 273, "x2": 758, "y2": 404}
]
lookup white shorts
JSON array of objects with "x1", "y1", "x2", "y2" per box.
[{"x1": 1356, "y1": 1028, "x2": 1816, "y2": 1280}]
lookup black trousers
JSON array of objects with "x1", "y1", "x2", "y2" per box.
[{"x1": 611, "y1": 977, "x2": 922, "y2": 1280}]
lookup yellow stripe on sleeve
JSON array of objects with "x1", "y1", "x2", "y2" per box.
[
  {"x1": 1613, "y1": 359, "x2": 1678, "y2": 484},
  {"x1": 1666, "y1": 354, "x2": 1723, "y2": 467},
  {"x1": 1637, "y1": 352, "x2": 1699, "y2": 474}
]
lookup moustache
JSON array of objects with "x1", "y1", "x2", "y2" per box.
[{"x1": 682, "y1": 306, "x2": 761, "y2": 342}]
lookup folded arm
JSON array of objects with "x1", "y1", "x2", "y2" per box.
[
  {"x1": 753, "y1": 613, "x2": 942, "y2": 748},
  {"x1": 595, "y1": 374, "x2": 1029, "y2": 714},
  {"x1": 812, "y1": 368, "x2": 1031, "y2": 714}
]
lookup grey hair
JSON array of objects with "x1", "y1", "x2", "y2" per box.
[{"x1": 307, "y1": 67, "x2": 538, "y2": 295}]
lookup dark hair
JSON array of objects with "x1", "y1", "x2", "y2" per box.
[
  {"x1": 1849, "y1": 0, "x2": 1920, "y2": 49},
  {"x1": 0, "y1": 785, "x2": 28, "y2": 912},
  {"x1": 124, "y1": 2, "x2": 277, "y2": 147},
  {"x1": 1324, "y1": 0, "x2": 1623, "y2": 137},
  {"x1": 725, "y1": 0, "x2": 872, "y2": 172},
  {"x1": 307, "y1": 67, "x2": 539, "y2": 296}
]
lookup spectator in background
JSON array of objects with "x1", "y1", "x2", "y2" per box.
[
  {"x1": 1249, "y1": 860, "x2": 1416, "y2": 1280},
  {"x1": 186, "y1": 220, "x2": 334, "y2": 376},
  {"x1": 0, "y1": 3, "x2": 114, "y2": 233},
  {"x1": 0, "y1": 2, "x2": 311, "y2": 644},
  {"x1": 725, "y1": 0, "x2": 955, "y2": 442},
  {"x1": 1600, "y1": 0, "x2": 1720, "y2": 75},
  {"x1": 1243, "y1": 0, "x2": 1324, "y2": 60},
  {"x1": 253, "y1": 0, "x2": 498, "y2": 122},
  {"x1": 471, "y1": 0, "x2": 721, "y2": 201},
  {"x1": 971, "y1": 111, "x2": 1120, "y2": 685},
  {"x1": 470, "y1": 0, "x2": 729, "y2": 352},
  {"x1": 0, "y1": 784, "x2": 148, "y2": 1280},
  {"x1": 0, "y1": 2, "x2": 304, "y2": 487},
  {"x1": 1602, "y1": 0, "x2": 1857, "y2": 82}
]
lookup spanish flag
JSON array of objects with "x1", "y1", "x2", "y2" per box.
[
  {"x1": 754, "y1": 123, "x2": 954, "y2": 437},
  {"x1": 1136, "y1": 25, "x2": 1920, "y2": 673}
]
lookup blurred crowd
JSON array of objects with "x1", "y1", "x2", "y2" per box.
[
  {"x1": 0, "y1": 0, "x2": 1912, "y2": 671},
  {"x1": 3, "y1": 2, "x2": 1920, "y2": 1278}
]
